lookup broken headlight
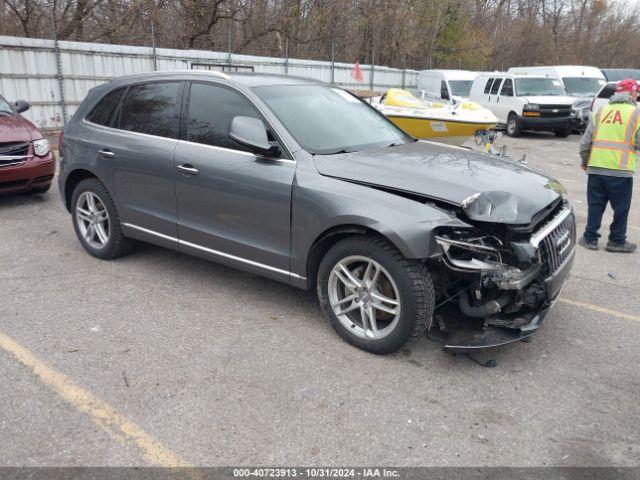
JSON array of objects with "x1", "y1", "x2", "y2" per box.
[{"x1": 435, "y1": 234, "x2": 506, "y2": 271}]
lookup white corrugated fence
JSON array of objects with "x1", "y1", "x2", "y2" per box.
[{"x1": 0, "y1": 35, "x2": 419, "y2": 131}]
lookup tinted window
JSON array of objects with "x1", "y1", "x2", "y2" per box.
[
  {"x1": 118, "y1": 82, "x2": 181, "y2": 138},
  {"x1": 598, "y1": 84, "x2": 616, "y2": 99},
  {"x1": 490, "y1": 78, "x2": 502, "y2": 95},
  {"x1": 186, "y1": 83, "x2": 262, "y2": 150},
  {"x1": 484, "y1": 78, "x2": 494, "y2": 94},
  {"x1": 87, "y1": 88, "x2": 125, "y2": 126},
  {"x1": 440, "y1": 81, "x2": 450, "y2": 100},
  {"x1": 500, "y1": 79, "x2": 513, "y2": 96}
]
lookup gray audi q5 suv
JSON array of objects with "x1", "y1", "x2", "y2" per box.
[{"x1": 59, "y1": 71, "x2": 576, "y2": 354}]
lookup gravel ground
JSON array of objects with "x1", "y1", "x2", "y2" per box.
[{"x1": 0, "y1": 132, "x2": 638, "y2": 467}]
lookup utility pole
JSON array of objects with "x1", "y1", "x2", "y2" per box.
[
  {"x1": 52, "y1": 0, "x2": 68, "y2": 125},
  {"x1": 370, "y1": 43, "x2": 375, "y2": 91},
  {"x1": 284, "y1": 37, "x2": 289, "y2": 75},
  {"x1": 227, "y1": 28, "x2": 232, "y2": 66},
  {"x1": 330, "y1": 40, "x2": 335, "y2": 85},
  {"x1": 150, "y1": 18, "x2": 158, "y2": 71}
]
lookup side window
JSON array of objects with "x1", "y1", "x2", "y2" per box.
[
  {"x1": 500, "y1": 79, "x2": 513, "y2": 96},
  {"x1": 484, "y1": 78, "x2": 494, "y2": 94},
  {"x1": 86, "y1": 87, "x2": 125, "y2": 126},
  {"x1": 490, "y1": 78, "x2": 502, "y2": 95},
  {"x1": 118, "y1": 82, "x2": 181, "y2": 138},
  {"x1": 440, "y1": 80, "x2": 450, "y2": 100},
  {"x1": 186, "y1": 82, "x2": 263, "y2": 151},
  {"x1": 599, "y1": 84, "x2": 616, "y2": 99}
]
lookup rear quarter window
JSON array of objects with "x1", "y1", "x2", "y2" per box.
[{"x1": 86, "y1": 87, "x2": 126, "y2": 126}]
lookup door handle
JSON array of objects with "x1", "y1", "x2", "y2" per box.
[
  {"x1": 177, "y1": 164, "x2": 199, "y2": 176},
  {"x1": 98, "y1": 149, "x2": 115, "y2": 157}
]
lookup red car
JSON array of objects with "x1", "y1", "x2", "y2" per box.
[{"x1": 0, "y1": 94, "x2": 55, "y2": 194}]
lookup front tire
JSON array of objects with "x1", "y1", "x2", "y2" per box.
[
  {"x1": 554, "y1": 126, "x2": 572, "y2": 138},
  {"x1": 71, "y1": 178, "x2": 132, "y2": 260},
  {"x1": 317, "y1": 236, "x2": 434, "y2": 354},
  {"x1": 506, "y1": 113, "x2": 522, "y2": 137}
]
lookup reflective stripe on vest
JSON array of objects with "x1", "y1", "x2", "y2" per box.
[{"x1": 589, "y1": 103, "x2": 640, "y2": 171}]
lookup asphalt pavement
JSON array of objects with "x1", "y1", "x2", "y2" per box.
[{"x1": 0, "y1": 132, "x2": 638, "y2": 467}]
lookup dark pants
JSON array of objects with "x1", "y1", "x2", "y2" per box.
[{"x1": 584, "y1": 174, "x2": 633, "y2": 244}]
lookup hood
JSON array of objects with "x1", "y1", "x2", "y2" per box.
[
  {"x1": 521, "y1": 95, "x2": 575, "y2": 105},
  {"x1": 0, "y1": 114, "x2": 37, "y2": 143},
  {"x1": 313, "y1": 141, "x2": 562, "y2": 225}
]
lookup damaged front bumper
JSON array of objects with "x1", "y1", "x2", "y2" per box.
[{"x1": 431, "y1": 207, "x2": 577, "y2": 350}]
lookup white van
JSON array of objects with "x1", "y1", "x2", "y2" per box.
[
  {"x1": 468, "y1": 73, "x2": 576, "y2": 137},
  {"x1": 417, "y1": 70, "x2": 478, "y2": 103},
  {"x1": 507, "y1": 66, "x2": 606, "y2": 98}
]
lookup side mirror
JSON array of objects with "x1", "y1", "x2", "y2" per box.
[
  {"x1": 14, "y1": 100, "x2": 30, "y2": 113},
  {"x1": 229, "y1": 116, "x2": 280, "y2": 157}
]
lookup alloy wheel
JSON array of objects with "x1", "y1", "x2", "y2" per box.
[
  {"x1": 328, "y1": 255, "x2": 401, "y2": 340},
  {"x1": 75, "y1": 191, "x2": 110, "y2": 249}
]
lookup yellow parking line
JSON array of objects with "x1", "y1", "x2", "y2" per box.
[
  {"x1": 559, "y1": 298, "x2": 640, "y2": 324},
  {"x1": 0, "y1": 331, "x2": 190, "y2": 467}
]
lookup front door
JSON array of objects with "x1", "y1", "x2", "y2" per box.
[{"x1": 174, "y1": 82, "x2": 295, "y2": 281}]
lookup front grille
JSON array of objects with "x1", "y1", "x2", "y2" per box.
[
  {"x1": 539, "y1": 105, "x2": 572, "y2": 118},
  {"x1": 0, "y1": 141, "x2": 30, "y2": 168},
  {"x1": 0, "y1": 141, "x2": 30, "y2": 156},
  {"x1": 535, "y1": 210, "x2": 577, "y2": 278}
]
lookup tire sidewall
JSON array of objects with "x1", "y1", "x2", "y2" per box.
[
  {"x1": 507, "y1": 114, "x2": 520, "y2": 137},
  {"x1": 71, "y1": 179, "x2": 121, "y2": 259},
  {"x1": 317, "y1": 237, "x2": 430, "y2": 354}
]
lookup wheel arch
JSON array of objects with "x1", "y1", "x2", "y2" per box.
[
  {"x1": 63, "y1": 168, "x2": 101, "y2": 212},
  {"x1": 305, "y1": 224, "x2": 410, "y2": 290}
]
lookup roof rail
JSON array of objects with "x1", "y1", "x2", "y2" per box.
[{"x1": 159, "y1": 69, "x2": 231, "y2": 79}]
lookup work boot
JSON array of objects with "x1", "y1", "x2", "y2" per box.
[
  {"x1": 605, "y1": 241, "x2": 637, "y2": 253},
  {"x1": 578, "y1": 236, "x2": 598, "y2": 251}
]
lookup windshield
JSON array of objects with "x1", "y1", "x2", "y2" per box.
[
  {"x1": 0, "y1": 95, "x2": 13, "y2": 114},
  {"x1": 448, "y1": 80, "x2": 473, "y2": 97},
  {"x1": 562, "y1": 77, "x2": 604, "y2": 96},
  {"x1": 515, "y1": 78, "x2": 565, "y2": 96},
  {"x1": 253, "y1": 85, "x2": 410, "y2": 155}
]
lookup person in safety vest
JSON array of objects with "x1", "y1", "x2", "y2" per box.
[{"x1": 578, "y1": 78, "x2": 638, "y2": 253}]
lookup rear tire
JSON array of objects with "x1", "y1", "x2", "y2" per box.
[
  {"x1": 506, "y1": 113, "x2": 522, "y2": 137},
  {"x1": 71, "y1": 178, "x2": 132, "y2": 260},
  {"x1": 317, "y1": 236, "x2": 434, "y2": 354}
]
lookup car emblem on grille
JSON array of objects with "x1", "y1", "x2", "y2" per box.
[{"x1": 552, "y1": 109, "x2": 559, "y2": 113}]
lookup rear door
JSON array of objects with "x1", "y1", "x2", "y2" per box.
[
  {"x1": 174, "y1": 82, "x2": 295, "y2": 281},
  {"x1": 84, "y1": 81, "x2": 183, "y2": 241},
  {"x1": 487, "y1": 77, "x2": 504, "y2": 121}
]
